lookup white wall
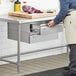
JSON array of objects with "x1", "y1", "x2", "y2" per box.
[
  {"x1": 26, "y1": 0, "x2": 60, "y2": 11},
  {"x1": 0, "y1": 0, "x2": 67, "y2": 65},
  {"x1": 0, "y1": 0, "x2": 60, "y2": 14}
]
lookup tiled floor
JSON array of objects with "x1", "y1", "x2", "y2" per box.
[{"x1": 0, "y1": 53, "x2": 69, "y2": 76}]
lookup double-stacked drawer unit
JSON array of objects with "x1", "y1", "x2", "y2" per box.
[{"x1": 8, "y1": 21, "x2": 63, "y2": 43}]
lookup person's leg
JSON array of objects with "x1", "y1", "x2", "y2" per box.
[
  {"x1": 69, "y1": 44, "x2": 76, "y2": 73},
  {"x1": 63, "y1": 44, "x2": 76, "y2": 76}
]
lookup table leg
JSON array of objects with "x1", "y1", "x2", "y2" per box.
[{"x1": 17, "y1": 24, "x2": 21, "y2": 73}]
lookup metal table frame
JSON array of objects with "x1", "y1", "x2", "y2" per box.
[{"x1": 0, "y1": 16, "x2": 69, "y2": 73}]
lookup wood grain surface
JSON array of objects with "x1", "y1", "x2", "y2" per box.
[
  {"x1": 8, "y1": 12, "x2": 57, "y2": 19},
  {"x1": 0, "y1": 53, "x2": 68, "y2": 76}
]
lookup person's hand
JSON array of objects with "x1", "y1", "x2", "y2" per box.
[{"x1": 48, "y1": 20, "x2": 55, "y2": 27}]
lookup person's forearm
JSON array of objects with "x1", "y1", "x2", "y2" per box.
[
  {"x1": 54, "y1": 0, "x2": 69, "y2": 24},
  {"x1": 54, "y1": 9, "x2": 68, "y2": 24}
]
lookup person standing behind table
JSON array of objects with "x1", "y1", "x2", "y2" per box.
[{"x1": 48, "y1": 0, "x2": 76, "y2": 76}]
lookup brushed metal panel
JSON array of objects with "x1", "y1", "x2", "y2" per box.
[
  {"x1": 40, "y1": 26, "x2": 58, "y2": 35},
  {"x1": 56, "y1": 23, "x2": 64, "y2": 32},
  {"x1": 8, "y1": 23, "x2": 30, "y2": 32},
  {"x1": 40, "y1": 23, "x2": 63, "y2": 35},
  {"x1": 8, "y1": 29, "x2": 30, "y2": 43},
  {"x1": 30, "y1": 33, "x2": 58, "y2": 43}
]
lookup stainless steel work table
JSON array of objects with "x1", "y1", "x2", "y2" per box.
[{"x1": 0, "y1": 14, "x2": 68, "y2": 73}]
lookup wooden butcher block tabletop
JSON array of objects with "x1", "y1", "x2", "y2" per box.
[{"x1": 8, "y1": 12, "x2": 57, "y2": 19}]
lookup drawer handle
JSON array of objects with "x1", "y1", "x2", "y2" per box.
[{"x1": 40, "y1": 24, "x2": 48, "y2": 27}]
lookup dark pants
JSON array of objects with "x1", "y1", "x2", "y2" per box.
[{"x1": 68, "y1": 44, "x2": 76, "y2": 72}]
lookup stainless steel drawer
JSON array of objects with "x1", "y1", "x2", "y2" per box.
[
  {"x1": 30, "y1": 33, "x2": 58, "y2": 43},
  {"x1": 40, "y1": 23, "x2": 63, "y2": 35},
  {"x1": 40, "y1": 24, "x2": 57, "y2": 35}
]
